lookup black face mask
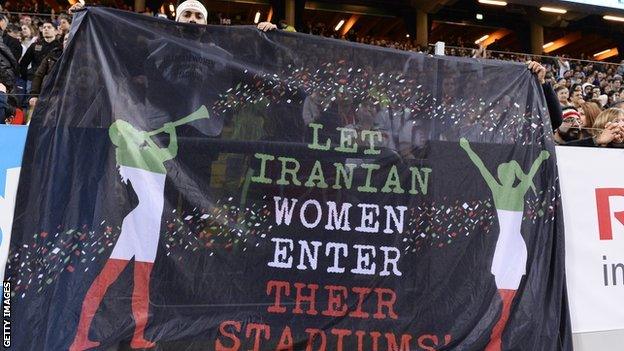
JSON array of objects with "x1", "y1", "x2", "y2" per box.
[{"x1": 559, "y1": 117, "x2": 582, "y2": 141}]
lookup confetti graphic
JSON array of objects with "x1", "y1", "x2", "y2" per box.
[
  {"x1": 7, "y1": 185, "x2": 557, "y2": 298},
  {"x1": 211, "y1": 61, "x2": 550, "y2": 148},
  {"x1": 403, "y1": 186, "x2": 558, "y2": 253},
  {"x1": 6, "y1": 197, "x2": 274, "y2": 299}
]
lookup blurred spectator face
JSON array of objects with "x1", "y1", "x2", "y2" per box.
[
  {"x1": 580, "y1": 102, "x2": 602, "y2": 128},
  {"x1": 593, "y1": 108, "x2": 624, "y2": 145},
  {"x1": 7, "y1": 25, "x2": 20, "y2": 39},
  {"x1": 608, "y1": 108, "x2": 624, "y2": 124},
  {"x1": 614, "y1": 80, "x2": 622, "y2": 90},
  {"x1": 442, "y1": 77, "x2": 457, "y2": 98},
  {"x1": 571, "y1": 90, "x2": 583, "y2": 107},
  {"x1": 356, "y1": 103, "x2": 376, "y2": 128},
  {"x1": 0, "y1": 18, "x2": 7, "y2": 31},
  {"x1": 557, "y1": 87, "x2": 569, "y2": 104},
  {"x1": 593, "y1": 87, "x2": 601, "y2": 96},
  {"x1": 584, "y1": 85, "x2": 593, "y2": 95},
  {"x1": 578, "y1": 106, "x2": 587, "y2": 126},
  {"x1": 178, "y1": 10, "x2": 206, "y2": 24},
  {"x1": 59, "y1": 18, "x2": 70, "y2": 33},
  {"x1": 21, "y1": 25, "x2": 32, "y2": 39},
  {"x1": 609, "y1": 92, "x2": 620, "y2": 105},
  {"x1": 592, "y1": 91, "x2": 601, "y2": 100},
  {"x1": 41, "y1": 23, "x2": 56, "y2": 40},
  {"x1": 20, "y1": 16, "x2": 32, "y2": 26}
]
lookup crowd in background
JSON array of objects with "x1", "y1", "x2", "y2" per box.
[
  {"x1": 0, "y1": 4, "x2": 72, "y2": 124},
  {"x1": 0, "y1": 3, "x2": 622, "y2": 147}
]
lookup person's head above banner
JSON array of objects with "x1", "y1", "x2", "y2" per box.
[
  {"x1": 175, "y1": 0, "x2": 208, "y2": 25},
  {"x1": 175, "y1": 0, "x2": 277, "y2": 30},
  {"x1": 69, "y1": 0, "x2": 278, "y2": 30}
]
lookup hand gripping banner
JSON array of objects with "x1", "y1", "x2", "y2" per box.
[{"x1": 5, "y1": 7, "x2": 571, "y2": 351}]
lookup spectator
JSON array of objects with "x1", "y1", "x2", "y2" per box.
[
  {"x1": 6, "y1": 24, "x2": 21, "y2": 41},
  {"x1": 29, "y1": 33, "x2": 67, "y2": 108},
  {"x1": 617, "y1": 59, "x2": 624, "y2": 76},
  {"x1": 557, "y1": 56, "x2": 571, "y2": 78},
  {"x1": 20, "y1": 24, "x2": 37, "y2": 58},
  {"x1": 529, "y1": 61, "x2": 562, "y2": 131},
  {"x1": 20, "y1": 16, "x2": 33, "y2": 27},
  {"x1": 608, "y1": 90, "x2": 620, "y2": 106},
  {"x1": 554, "y1": 107, "x2": 582, "y2": 144},
  {"x1": 57, "y1": 14, "x2": 71, "y2": 36},
  {"x1": 0, "y1": 38, "x2": 19, "y2": 124},
  {"x1": 0, "y1": 36, "x2": 18, "y2": 90},
  {"x1": 0, "y1": 82, "x2": 20, "y2": 124},
  {"x1": 613, "y1": 75, "x2": 622, "y2": 91},
  {"x1": 175, "y1": 0, "x2": 208, "y2": 24},
  {"x1": 591, "y1": 86, "x2": 602, "y2": 100},
  {"x1": 556, "y1": 85, "x2": 570, "y2": 108},
  {"x1": 570, "y1": 87, "x2": 584, "y2": 109},
  {"x1": 592, "y1": 108, "x2": 624, "y2": 147},
  {"x1": 0, "y1": 14, "x2": 22, "y2": 62},
  {"x1": 19, "y1": 19, "x2": 60, "y2": 84},
  {"x1": 582, "y1": 83, "x2": 593, "y2": 98},
  {"x1": 579, "y1": 101, "x2": 602, "y2": 132}
]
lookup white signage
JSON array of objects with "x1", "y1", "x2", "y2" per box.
[
  {"x1": 561, "y1": 0, "x2": 624, "y2": 10},
  {"x1": 557, "y1": 146, "x2": 624, "y2": 333}
]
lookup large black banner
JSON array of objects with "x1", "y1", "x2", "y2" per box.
[{"x1": 6, "y1": 7, "x2": 571, "y2": 351}]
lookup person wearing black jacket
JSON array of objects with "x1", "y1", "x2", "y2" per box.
[
  {"x1": 28, "y1": 34, "x2": 67, "y2": 108},
  {"x1": 0, "y1": 15, "x2": 22, "y2": 62},
  {"x1": 19, "y1": 20, "x2": 60, "y2": 82},
  {"x1": 528, "y1": 61, "x2": 563, "y2": 131},
  {"x1": 0, "y1": 40, "x2": 18, "y2": 124}
]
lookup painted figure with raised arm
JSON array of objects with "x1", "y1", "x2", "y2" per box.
[
  {"x1": 70, "y1": 106, "x2": 209, "y2": 351},
  {"x1": 460, "y1": 137, "x2": 550, "y2": 351}
]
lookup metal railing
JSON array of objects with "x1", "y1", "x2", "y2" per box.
[
  {"x1": 0, "y1": 10, "x2": 61, "y2": 17},
  {"x1": 1, "y1": 6, "x2": 619, "y2": 68},
  {"x1": 428, "y1": 44, "x2": 621, "y2": 68}
]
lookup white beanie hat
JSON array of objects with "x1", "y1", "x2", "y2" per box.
[{"x1": 176, "y1": 0, "x2": 207, "y2": 22}]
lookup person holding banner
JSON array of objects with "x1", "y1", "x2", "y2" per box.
[
  {"x1": 70, "y1": 106, "x2": 209, "y2": 351},
  {"x1": 460, "y1": 138, "x2": 550, "y2": 351},
  {"x1": 70, "y1": 0, "x2": 278, "y2": 31}
]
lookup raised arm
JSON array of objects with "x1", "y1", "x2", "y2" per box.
[
  {"x1": 518, "y1": 151, "x2": 550, "y2": 193},
  {"x1": 460, "y1": 138, "x2": 499, "y2": 190},
  {"x1": 142, "y1": 123, "x2": 177, "y2": 163}
]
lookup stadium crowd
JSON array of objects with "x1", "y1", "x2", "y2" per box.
[{"x1": 0, "y1": 1, "x2": 622, "y2": 147}]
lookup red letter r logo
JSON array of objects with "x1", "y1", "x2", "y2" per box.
[{"x1": 596, "y1": 188, "x2": 624, "y2": 241}]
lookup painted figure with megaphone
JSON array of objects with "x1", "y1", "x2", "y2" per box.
[{"x1": 70, "y1": 106, "x2": 210, "y2": 351}]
